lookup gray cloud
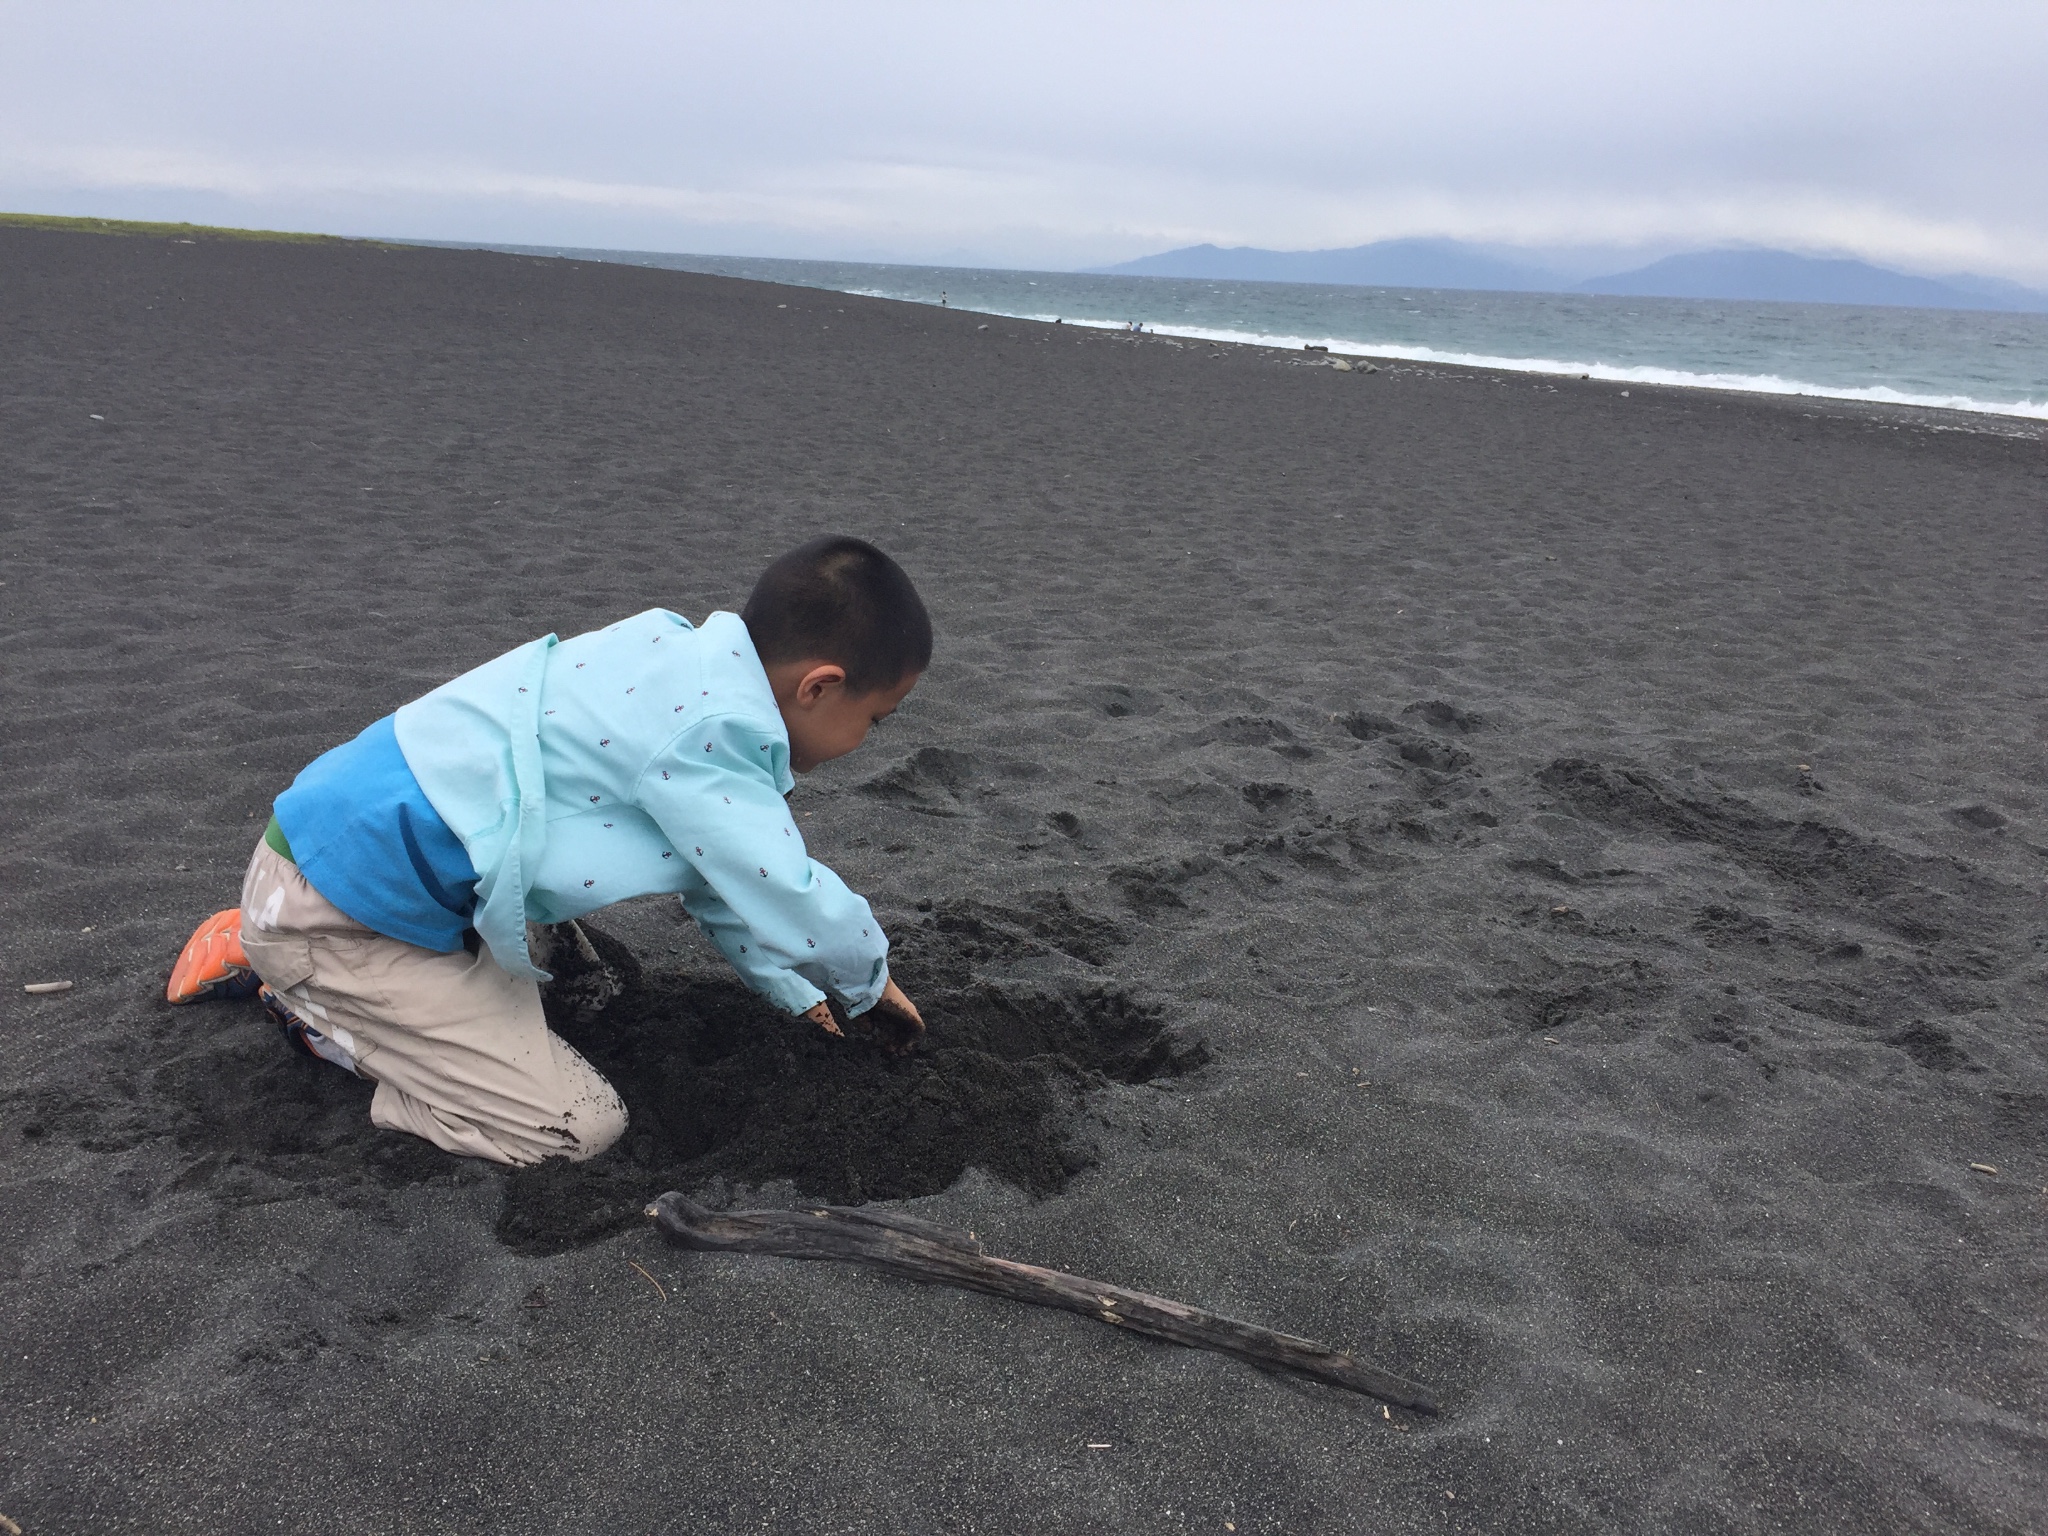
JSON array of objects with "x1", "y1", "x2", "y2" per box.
[{"x1": 5, "y1": 1, "x2": 2044, "y2": 279}]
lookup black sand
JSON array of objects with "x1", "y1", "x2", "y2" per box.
[{"x1": 3, "y1": 226, "x2": 2045, "y2": 1533}]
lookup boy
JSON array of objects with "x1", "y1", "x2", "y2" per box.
[{"x1": 166, "y1": 536, "x2": 930, "y2": 1166}]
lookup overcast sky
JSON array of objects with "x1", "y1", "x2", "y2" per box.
[{"x1": 5, "y1": 2, "x2": 2045, "y2": 281}]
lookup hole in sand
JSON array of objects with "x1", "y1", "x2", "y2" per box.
[
  {"x1": 496, "y1": 915, "x2": 1206, "y2": 1254},
  {"x1": 31, "y1": 903, "x2": 1202, "y2": 1256}
]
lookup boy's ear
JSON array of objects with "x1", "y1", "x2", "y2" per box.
[{"x1": 793, "y1": 663, "x2": 848, "y2": 706}]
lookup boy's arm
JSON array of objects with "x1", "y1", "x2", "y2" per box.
[
  {"x1": 639, "y1": 714, "x2": 892, "y2": 1016},
  {"x1": 683, "y1": 885, "x2": 924, "y2": 1051},
  {"x1": 676, "y1": 883, "x2": 830, "y2": 1015}
]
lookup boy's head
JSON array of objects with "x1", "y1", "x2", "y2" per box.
[{"x1": 743, "y1": 536, "x2": 932, "y2": 772}]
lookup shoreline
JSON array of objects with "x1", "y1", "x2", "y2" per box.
[
  {"x1": 1046, "y1": 315, "x2": 2048, "y2": 426},
  {"x1": 416, "y1": 236, "x2": 2048, "y2": 426},
  {"x1": 999, "y1": 317, "x2": 2048, "y2": 440}
]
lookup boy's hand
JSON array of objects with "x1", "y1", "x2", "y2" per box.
[
  {"x1": 804, "y1": 981, "x2": 924, "y2": 1055},
  {"x1": 860, "y1": 978, "x2": 926, "y2": 1056}
]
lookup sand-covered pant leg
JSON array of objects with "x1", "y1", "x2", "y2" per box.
[{"x1": 235, "y1": 842, "x2": 627, "y2": 1166}]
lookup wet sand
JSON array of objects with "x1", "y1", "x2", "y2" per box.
[{"x1": 3, "y1": 225, "x2": 2045, "y2": 1534}]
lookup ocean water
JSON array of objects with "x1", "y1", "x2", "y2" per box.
[{"x1": 462, "y1": 244, "x2": 2048, "y2": 421}]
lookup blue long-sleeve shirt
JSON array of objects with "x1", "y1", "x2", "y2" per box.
[
  {"x1": 273, "y1": 714, "x2": 481, "y2": 952},
  {"x1": 347, "y1": 607, "x2": 891, "y2": 1015}
]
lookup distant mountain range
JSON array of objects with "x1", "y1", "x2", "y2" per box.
[
  {"x1": 1091, "y1": 239, "x2": 2048, "y2": 313},
  {"x1": 1094, "y1": 237, "x2": 1553, "y2": 292}
]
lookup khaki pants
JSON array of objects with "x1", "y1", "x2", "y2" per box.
[{"x1": 237, "y1": 842, "x2": 628, "y2": 1166}]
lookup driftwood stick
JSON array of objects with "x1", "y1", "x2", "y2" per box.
[{"x1": 645, "y1": 1192, "x2": 1441, "y2": 1413}]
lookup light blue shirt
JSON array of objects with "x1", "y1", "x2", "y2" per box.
[{"x1": 393, "y1": 609, "x2": 889, "y2": 1016}]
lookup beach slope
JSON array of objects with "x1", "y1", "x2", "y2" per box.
[{"x1": 2, "y1": 226, "x2": 2044, "y2": 1534}]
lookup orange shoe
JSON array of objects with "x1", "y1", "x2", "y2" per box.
[{"x1": 166, "y1": 907, "x2": 260, "y2": 1004}]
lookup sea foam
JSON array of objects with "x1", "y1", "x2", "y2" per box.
[{"x1": 952, "y1": 309, "x2": 2048, "y2": 424}]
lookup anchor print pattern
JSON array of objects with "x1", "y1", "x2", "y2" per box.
[{"x1": 515, "y1": 609, "x2": 888, "y2": 1015}]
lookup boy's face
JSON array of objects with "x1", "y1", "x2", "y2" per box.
[{"x1": 769, "y1": 664, "x2": 920, "y2": 774}]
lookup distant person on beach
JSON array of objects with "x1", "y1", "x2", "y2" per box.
[{"x1": 165, "y1": 537, "x2": 930, "y2": 1165}]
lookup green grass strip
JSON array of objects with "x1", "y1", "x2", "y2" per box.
[{"x1": 0, "y1": 211, "x2": 382, "y2": 245}]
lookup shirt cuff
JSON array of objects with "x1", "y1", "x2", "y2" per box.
[
  {"x1": 837, "y1": 963, "x2": 890, "y2": 1017},
  {"x1": 770, "y1": 978, "x2": 827, "y2": 1015},
  {"x1": 754, "y1": 966, "x2": 828, "y2": 1017}
]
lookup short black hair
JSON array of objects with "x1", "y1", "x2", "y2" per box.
[{"x1": 742, "y1": 537, "x2": 933, "y2": 695}]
